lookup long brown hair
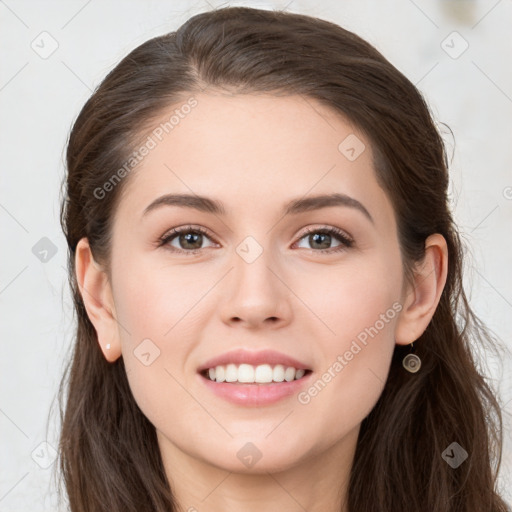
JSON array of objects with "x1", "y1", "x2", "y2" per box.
[{"x1": 55, "y1": 6, "x2": 510, "y2": 511}]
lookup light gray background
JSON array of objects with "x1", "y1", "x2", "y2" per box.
[{"x1": 1, "y1": 0, "x2": 511, "y2": 510}]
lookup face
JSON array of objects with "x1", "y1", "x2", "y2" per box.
[{"x1": 102, "y1": 92, "x2": 408, "y2": 474}]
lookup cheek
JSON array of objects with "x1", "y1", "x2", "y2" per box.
[
  {"x1": 295, "y1": 252, "x2": 401, "y2": 421},
  {"x1": 111, "y1": 250, "x2": 211, "y2": 340},
  {"x1": 110, "y1": 249, "x2": 220, "y2": 409},
  {"x1": 303, "y1": 249, "x2": 402, "y2": 346}
]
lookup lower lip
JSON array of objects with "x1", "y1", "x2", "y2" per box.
[{"x1": 198, "y1": 372, "x2": 313, "y2": 407}]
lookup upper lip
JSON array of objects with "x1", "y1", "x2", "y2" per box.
[{"x1": 197, "y1": 349, "x2": 311, "y2": 372}]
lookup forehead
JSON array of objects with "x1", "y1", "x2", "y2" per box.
[{"x1": 114, "y1": 92, "x2": 393, "y2": 226}]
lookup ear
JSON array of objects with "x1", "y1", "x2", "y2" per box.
[
  {"x1": 395, "y1": 233, "x2": 448, "y2": 345},
  {"x1": 75, "y1": 237, "x2": 121, "y2": 362}
]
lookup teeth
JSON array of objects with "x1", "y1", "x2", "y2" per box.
[
  {"x1": 225, "y1": 363, "x2": 238, "y2": 382},
  {"x1": 203, "y1": 364, "x2": 308, "y2": 383}
]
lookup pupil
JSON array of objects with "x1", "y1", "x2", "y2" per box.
[
  {"x1": 311, "y1": 233, "x2": 330, "y2": 249},
  {"x1": 181, "y1": 232, "x2": 202, "y2": 249}
]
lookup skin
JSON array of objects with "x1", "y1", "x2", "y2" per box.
[{"x1": 75, "y1": 92, "x2": 448, "y2": 512}]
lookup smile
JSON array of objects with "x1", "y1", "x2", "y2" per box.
[{"x1": 201, "y1": 363, "x2": 311, "y2": 384}]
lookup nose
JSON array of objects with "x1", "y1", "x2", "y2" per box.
[{"x1": 218, "y1": 244, "x2": 293, "y2": 330}]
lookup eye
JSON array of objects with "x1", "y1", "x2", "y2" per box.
[
  {"x1": 294, "y1": 226, "x2": 354, "y2": 253},
  {"x1": 158, "y1": 224, "x2": 354, "y2": 256},
  {"x1": 158, "y1": 225, "x2": 217, "y2": 255}
]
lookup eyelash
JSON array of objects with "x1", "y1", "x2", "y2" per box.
[{"x1": 158, "y1": 224, "x2": 354, "y2": 256}]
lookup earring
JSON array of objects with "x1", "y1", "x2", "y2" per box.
[
  {"x1": 402, "y1": 342, "x2": 421, "y2": 373},
  {"x1": 106, "y1": 344, "x2": 111, "y2": 350}
]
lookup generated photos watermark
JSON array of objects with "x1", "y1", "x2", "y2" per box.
[
  {"x1": 93, "y1": 96, "x2": 198, "y2": 200},
  {"x1": 297, "y1": 301, "x2": 403, "y2": 405}
]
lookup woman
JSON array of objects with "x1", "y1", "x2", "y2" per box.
[{"x1": 56, "y1": 6, "x2": 510, "y2": 511}]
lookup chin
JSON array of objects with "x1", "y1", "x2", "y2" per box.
[{"x1": 200, "y1": 439, "x2": 309, "y2": 475}]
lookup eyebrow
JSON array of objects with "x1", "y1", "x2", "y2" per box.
[{"x1": 142, "y1": 192, "x2": 374, "y2": 224}]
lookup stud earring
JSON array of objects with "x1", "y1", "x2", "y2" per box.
[
  {"x1": 402, "y1": 342, "x2": 421, "y2": 373},
  {"x1": 106, "y1": 344, "x2": 111, "y2": 350}
]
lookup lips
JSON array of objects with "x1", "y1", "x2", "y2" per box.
[{"x1": 197, "y1": 348, "x2": 312, "y2": 373}]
